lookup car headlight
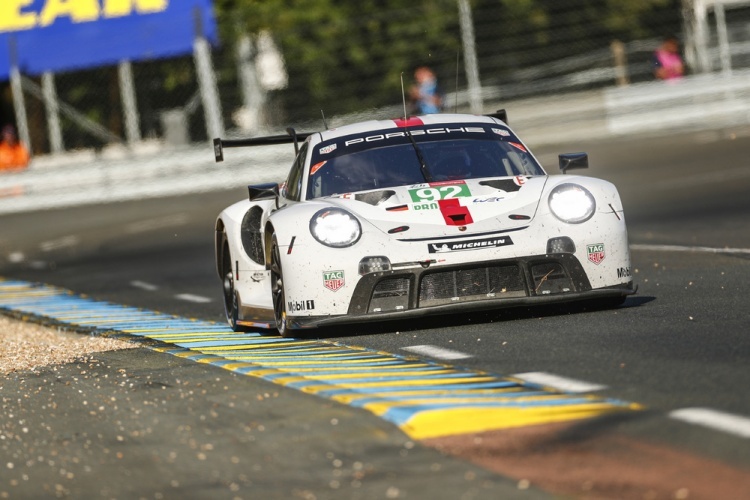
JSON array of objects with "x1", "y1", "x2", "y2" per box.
[
  {"x1": 310, "y1": 208, "x2": 362, "y2": 248},
  {"x1": 548, "y1": 183, "x2": 596, "y2": 224}
]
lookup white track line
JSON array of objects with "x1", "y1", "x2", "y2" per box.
[
  {"x1": 512, "y1": 372, "x2": 607, "y2": 393},
  {"x1": 39, "y1": 235, "x2": 79, "y2": 252},
  {"x1": 631, "y1": 244, "x2": 750, "y2": 255},
  {"x1": 130, "y1": 280, "x2": 159, "y2": 292},
  {"x1": 175, "y1": 293, "x2": 212, "y2": 304},
  {"x1": 125, "y1": 214, "x2": 190, "y2": 235},
  {"x1": 402, "y1": 345, "x2": 473, "y2": 360},
  {"x1": 670, "y1": 408, "x2": 750, "y2": 439},
  {"x1": 7, "y1": 251, "x2": 25, "y2": 263},
  {"x1": 651, "y1": 166, "x2": 750, "y2": 189}
]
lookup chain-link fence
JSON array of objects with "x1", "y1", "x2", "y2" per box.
[{"x1": 2, "y1": 0, "x2": 750, "y2": 159}]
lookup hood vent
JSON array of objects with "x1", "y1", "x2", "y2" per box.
[
  {"x1": 479, "y1": 179, "x2": 522, "y2": 192},
  {"x1": 355, "y1": 190, "x2": 396, "y2": 206},
  {"x1": 439, "y1": 199, "x2": 474, "y2": 226}
]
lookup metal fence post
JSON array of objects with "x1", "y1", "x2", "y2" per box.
[
  {"x1": 458, "y1": 0, "x2": 483, "y2": 114},
  {"x1": 41, "y1": 72, "x2": 64, "y2": 154},
  {"x1": 119, "y1": 60, "x2": 142, "y2": 144},
  {"x1": 691, "y1": 0, "x2": 712, "y2": 73},
  {"x1": 9, "y1": 67, "x2": 30, "y2": 153},
  {"x1": 8, "y1": 37, "x2": 31, "y2": 154},
  {"x1": 714, "y1": 3, "x2": 732, "y2": 75},
  {"x1": 237, "y1": 34, "x2": 266, "y2": 134},
  {"x1": 193, "y1": 8, "x2": 224, "y2": 141},
  {"x1": 610, "y1": 40, "x2": 630, "y2": 86}
]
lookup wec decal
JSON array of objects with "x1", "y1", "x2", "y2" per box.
[
  {"x1": 587, "y1": 243, "x2": 606, "y2": 265},
  {"x1": 472, "y1": 196, "x2": 505, "y2": 203},
  {"x1": 428, "y1": 236, "x2": 514, "y2": 253},
  {"x1": 617, "y1": 267, "x2": 631, "y2": 279},
  {"x1": 323, "y1": 270, "x2": 345, "y2": 292}
]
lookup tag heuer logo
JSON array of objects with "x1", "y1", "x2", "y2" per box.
[
  {"x1": 319, "y1": 144, "x2": 337, "y2": 155},
  {"x1": 323, "y1": 270, "x2": 345, "y2": 292},
  {"x1": 587, "y1": 243, "x2": 606, "y2": 265}
]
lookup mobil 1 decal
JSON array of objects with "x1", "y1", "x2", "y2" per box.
[
  {"x1": 288, "y1": 299, "x2": 315, "y2": 312},
  {"x1": 587, "y1": 243, "x2": 606, "y2": 265},
  {"x1": 409, "y1": 180, "x2": 471, "y2": 202},
  {"x1": 323, "y1": 270, "x2": 345, "y2": 292}
]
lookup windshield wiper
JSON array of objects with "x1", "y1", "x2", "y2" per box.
[{"x1": 405, "y1": 131, "x2": 433, "y2": 182}]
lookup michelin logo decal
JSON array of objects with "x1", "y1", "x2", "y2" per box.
[{"x1": 428, "y1": 236, "x2": 514, "y2": 253}]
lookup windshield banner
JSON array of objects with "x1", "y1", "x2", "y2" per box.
[{"x1": 0, "y1": 0, "x2": 217, "y2": 81}]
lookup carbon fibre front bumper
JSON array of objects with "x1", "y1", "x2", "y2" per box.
[{"x1": 287, "y1": 253, "x2": 635, "y2": 329}]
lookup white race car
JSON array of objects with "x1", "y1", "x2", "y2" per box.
[{"x1": 214, "y1": 112, "x2": 634, "y2": 336}]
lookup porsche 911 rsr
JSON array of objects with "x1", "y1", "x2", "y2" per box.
[{"x1": 213, "y1": 113, "x2": 634, "y2": 336}]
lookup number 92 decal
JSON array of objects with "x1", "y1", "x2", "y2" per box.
[{"x1": 408, "y1": 183, "x2": 472, "y2": 202}]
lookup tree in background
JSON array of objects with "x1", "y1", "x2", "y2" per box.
[
  {"x1": 214, "y1": 0, "x2": 682, "y2": 122},
  {"x1": 5, "y1": 0, "x2": 685, "y2": 152},
  {"x1": 473, "y1": 0, "x2": 681, "y2": 81},
  {"x1": 215, "y1": 0, "x2": 461, "y2": 121}
]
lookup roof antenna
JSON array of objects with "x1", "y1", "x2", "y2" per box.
[
  {"x1": 400, "y1": 72, "x2": 408, "y2": 121},
  {"x1": 320, "y1": 109, "x2": 329, "y2": 130},
  {"x1": 454, "y1": 50, "x2": 460, "y2": 113}
]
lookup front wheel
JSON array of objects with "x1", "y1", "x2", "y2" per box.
[
  {"x1": 221, "y1": 240, "x2": 245, "y2": 332},
  {"x1": 270, "y1": 235, "x2": 290, "y2": 337}
]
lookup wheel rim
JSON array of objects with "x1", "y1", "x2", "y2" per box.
[{"x1": 270, "y1": 241, "x2": 286, "y2": 332}]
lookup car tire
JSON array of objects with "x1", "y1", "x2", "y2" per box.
[
  {"x1": 270, "y1": 234, "x2": 290, "y2": 337},
  {"x1": 221, "y1": 240, "x2": 246, "y2": 332}
]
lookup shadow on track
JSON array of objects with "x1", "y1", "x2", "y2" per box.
[{"x1": 305, "y1": 295, "x2": 657, "y2": 340}]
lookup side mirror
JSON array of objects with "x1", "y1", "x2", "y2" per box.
[
  {"x1": 248, "y1": 183, "x2": 279, "y2": 202},
  {"x1": 559, "y1": 152, "x2": 588, "y2": 174}
]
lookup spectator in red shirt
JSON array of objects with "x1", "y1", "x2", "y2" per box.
[{"x1": 0, "y1": 125, "x2": 30, "y2": 171}]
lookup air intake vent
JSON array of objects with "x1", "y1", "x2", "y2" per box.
[
  {"x1": 531, "y1": 262, "x2": 574, "y2": 295},
  {"x1": 419, "y1": 265, "x2": 526, "y2": 307},
  {"x1": 369, "y1": 277, "x2": 410, "y2": 313}
]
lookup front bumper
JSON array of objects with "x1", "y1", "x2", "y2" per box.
[{"x1": 287, "y1": 253, "x2": 635, "y2": 329}]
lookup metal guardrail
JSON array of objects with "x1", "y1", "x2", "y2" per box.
[
  {"x1": 2, "y1": 70, "x2": 750, "y2": 216},
  {"x1": 604, "y1": 70, "x2": 750, "y2": 134}
]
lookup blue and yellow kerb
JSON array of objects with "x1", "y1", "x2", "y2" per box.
[{"x1": 0, "y1": 279, "x2": 639, "y2": 440}]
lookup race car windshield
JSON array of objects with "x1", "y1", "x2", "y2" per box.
[{"x1": 307, "y1": 124, "x2": 544, "y2": 199}]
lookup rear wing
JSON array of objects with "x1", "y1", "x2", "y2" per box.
[
  {"x1": 212, "y1": 113, "x2": 508, "y2": 162},
  {"x1": 212, "y1": 127, "x2": 313, "y2": 162},
  {"x1": 486, "y1": 109, "x2": 508, "y2": 125}
]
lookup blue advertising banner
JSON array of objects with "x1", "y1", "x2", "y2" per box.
[{"x1": 0, "y1": 0, "x2": 218, "y2": 81}]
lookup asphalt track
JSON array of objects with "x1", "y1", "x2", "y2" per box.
[{"x1": 1, "y1": 128, "x2": 750, "y2": 498}]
